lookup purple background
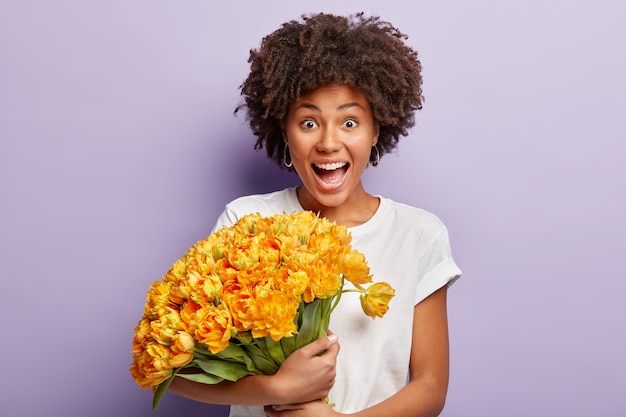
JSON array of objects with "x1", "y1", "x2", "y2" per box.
[{"x1": 1, "y1": 1, "x2": 625, "y2": 416}]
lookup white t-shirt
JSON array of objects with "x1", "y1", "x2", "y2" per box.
[{"x1": 211, "y1": 188, "x2": 462, "y2": 416}]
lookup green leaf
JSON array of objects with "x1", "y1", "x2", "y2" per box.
[
  {"x1": 317, "y1": 296, "x2": 336, "y2": 338},
  {"x1": 216, "y1": 343, "x2": 257, "y2": 371},
  {"x1": 194, "y1": 342, "x2": 259, "y2": 373},
  {"x1": 296, "y1": 299, "x2": 322, "y2": 349},
  {"x1": 177, "y1": 372, "x2": 225, "y2": 384},
  {"x1": 242, "y1": 343, "x2": 279, "y2": 374},
  {"x1": 152, "y1": 369, "x2": 178, "y2": 410},
  {"x1": 194, "y1": 358, "x2": 257, "y2": 382},
  {"x1": 264, "y1": 336, "x2": 286, "y2": 364},
  {"x1": 280, "y1": 334, "x2": 297, "y2": 358},
  {"x1": 193, "y1": 343, "x2": 215, "y2": 357}
]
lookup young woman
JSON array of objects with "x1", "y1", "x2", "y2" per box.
[{"x1": 169, "y1": 12, "x2": 462, "y2": 417}]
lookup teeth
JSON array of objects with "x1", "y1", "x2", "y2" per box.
[{"x1": 315, "y1": 162, "x2": 346, "y2": 171}]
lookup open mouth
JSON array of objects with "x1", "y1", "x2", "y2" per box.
[{"x1": 313, "y1": 162, "x2": 349, "y2": 185}]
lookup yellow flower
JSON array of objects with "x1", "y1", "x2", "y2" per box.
[
  {"x1": 339, "y1": 248, "x2": 372, "y2": 286},
  {"x1": 200, "y1": 273, "x2": 222, "y2": 303},
  {"x1": 194, "y1": 232, "x2": 222, "y2": 258},
  {"x1": 227, "y1": 234, "x2": 261, "y2": 270},
  {"x1": 162, "y1": 259, "x2": 188, "y2": 284},
  {"x1": 169, "y1": 331, "x2": 195, "y2": 367},
  {"x1": 359, "y1": 282, "x2": 395, "y2": 318},
  {"x1": 307, "y1": 229, "x2": 343, "y2": 256},
  {"x1": 131, "y1": 210, "x2": 395, "y2": 408},
  {"x1": 235, "y1": 212, "x2": 263, "y2": 234},
  {"x1": 149, "y1": 306, "x2": 184, "y2": 344},
  {"x1": 220, "y1": 281, "x2": 254, "y2": 330},
  {"x1": 301, "y1": 259, "x2": 342, "y2": 302},
  {"x1": 195, "y1": 304, "x2": 234, "y2": 354},
  {"x1": 214, "y1": 257, "x2": 238, "y2": 284},
  {"x1": 273, "y1": 269, "x2": 308, "y2": 298},
  {"x1": 275, "y1": 211, "x2": 317, "y2": 239},
  {"x1": 144, "y1": 281, "x2": 172, "y2": 317},
  {"x1": 251, "y1": 286, "x2": 300, "y2": 340},
  {"x1": 131, "y1": 342, "x2": 173, "y2": 389},
  {"x1": 131, "y1": 318, "x2": 151, "y2": 353},
  {"x1": 179, "y1": 299, "x2": 203, "y2": 333},
  {"x1": 168, "y1": 270, "x2": 199, "y2": 305},
  {"x1": 258, "y1": 237, "x2": 281, "y2": 265}
]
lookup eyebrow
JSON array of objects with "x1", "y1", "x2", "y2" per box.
[{"x1": 296, "y1": 102, "x2": 365, "y2": 112}]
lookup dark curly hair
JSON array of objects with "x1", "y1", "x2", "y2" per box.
[{"x1": 236, "y1": 12, "x2": 423, "y2": 168}]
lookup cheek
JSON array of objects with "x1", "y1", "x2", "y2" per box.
[
  {"x1": 354, "y1": 138, "x2": 376, "y2": 159},
  {"x1": 286, "y1": 143, "x2": 311, "y2": 171},
  {"x1": 285, "y1": 134, "x2": 312, "y2": 160}
]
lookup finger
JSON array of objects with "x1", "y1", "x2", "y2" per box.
[
  {"x1": 272, "y1": 403, "x2": 308, "y2": 411},
  {"x1": 300, "y1": 334, "x2": 338, "y2": 356}
]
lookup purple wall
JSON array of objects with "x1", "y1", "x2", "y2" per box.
[{"x1": 1, "y1": 1, "x2": 624, "y2": 416}]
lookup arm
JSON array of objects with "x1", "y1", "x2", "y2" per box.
[
  {"x1": 361, "y1": 284, "x2": 450, "y2": 417},
  {"x1": 169, "y1": 334, "x2": 340, "y2": 406},
  {"x1": 267, "y1": 285, "x2": 450, "y2": 417}
]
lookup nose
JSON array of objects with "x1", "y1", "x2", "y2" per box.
[{"x1": 316, "y1": 127, "x2": 342, "y2": 153}]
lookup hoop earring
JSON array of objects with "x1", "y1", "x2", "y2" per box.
[
  {"x1": 283, "y1": 145, "x2": 293, "y2": 168},
  {"x1": 368, "y1": 145, "x2": 380, "y2": 168}
]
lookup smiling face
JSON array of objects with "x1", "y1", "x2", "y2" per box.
[{"x1": 282, "y1": 83, "x2": 380, "y2": 224}]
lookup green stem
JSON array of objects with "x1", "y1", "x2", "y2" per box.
[{"x1": 328, "y1": 279, "x2": 346, "y2": 316}]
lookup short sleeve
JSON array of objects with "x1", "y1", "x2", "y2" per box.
[
  {"x1": 210, "y1": 206, "x2": 239, "y2": 233},
  {"x1": 414, "y1": 227, "x2": 462, "y2": 305}
]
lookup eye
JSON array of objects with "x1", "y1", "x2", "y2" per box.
[
  {"x1": 301, "y1": 119, "x2": 318, "y2": 129},
  {"x1": 343, "y1": 119, "x2": 358, "y2": 128}
]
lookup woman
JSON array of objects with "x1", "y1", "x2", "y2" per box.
[{"x1": 170, "y1": 12, "x2": 462, "y2": 417}]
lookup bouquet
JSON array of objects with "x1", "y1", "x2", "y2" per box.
[{"x1": 130, "y1": 211, "x2": 395, "y2": 409}]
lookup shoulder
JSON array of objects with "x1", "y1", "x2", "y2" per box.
[
  {"x1": 381, "y1": 198, "x2": 449, "y2": 236},
  {"x1": 213, "y1": 188, "x2": 300, "y2": 230},
  {"x1": 223, "y1": 188, "x2": 297, "y2": 216}
]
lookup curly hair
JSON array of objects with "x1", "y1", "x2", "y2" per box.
[{"x1": 237, "y1": 12, "x2": 423, "y2": 168}]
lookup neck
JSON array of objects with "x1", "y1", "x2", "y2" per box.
[{"x1": 295, "y1": 185, "x2": 380, "y2": 227}]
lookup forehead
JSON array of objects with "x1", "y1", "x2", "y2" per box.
[{"x1": 292, "y1": 83, "x2": 371, "y2": 111}]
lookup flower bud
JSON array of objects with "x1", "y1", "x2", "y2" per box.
[{"x1": 359, "y1": 282, "x2": 395, "y2": 318}]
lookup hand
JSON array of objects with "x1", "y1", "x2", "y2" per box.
[
  {"x1": 264, "y1": 400, "x2": 339, "y2": 417},
  {"x1": 270, "y1": 334, "x2": 339, "y2": 404}
]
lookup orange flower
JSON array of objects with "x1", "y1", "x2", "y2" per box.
[
  {"x1": 131, "y1": 210, "x2": 395, "y2": 409},
  {"x1": 273, "y1": 269, "x2": 309, "y2": 298},
  {"x1": 200, "y1": 273, "x2": 222, "y2": 303},
  {"x1": 131, "y1": 318, "x2": 152, "y2": 352},
  {"x1": 301, "y1": 259, "x2": 342, "y2": 302},
  {"x1": 195, "y1": 304, "x2": 234, "y2": 354},
  {"x1": 179, "y1": 299, "x2": 203, "y2": 333},
  {"x1": 131, "y1": 342, "x2": 173, "y2": 389},
  {"x1": 168, "y1": 270, "x2": 199, "y2": 305},
  {"x1": 164, "y1": 259, "x2": 188, "y2": 283},
  {"x1": 221, "y1": 284, "x2": 260, "y2": 332},
  {"x1": 258, "y1": 237, "x2": 282, "y2": 265},
  {"x1": 360, "y1": 282, "x2": 395, "y2": 318},
  {"x1": 149, "y1": 306, "x2": 184, "y2": 344},
  {"x1": 276, "y1": 211, "x2": 317, "y2": 239},
  {"x1": 144, "y1": 281, "x2": 172, "y2": 317},
  {"x1": 227, "y1": 234, "x2": 261, "y2": 270},
  {"x1": 252, "y1": 286, "x2": 300, "y2": 340},
  {"x1": 338, "y1": 248, "x2": 372, "y2": 286},
  {"x1": 169, "y1": 331, "x2": 195, "y2": 367}
]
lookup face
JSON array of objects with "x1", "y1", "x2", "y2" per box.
[{"x1": 282, "y1": 83, "x2": 379, "y2": 214}]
